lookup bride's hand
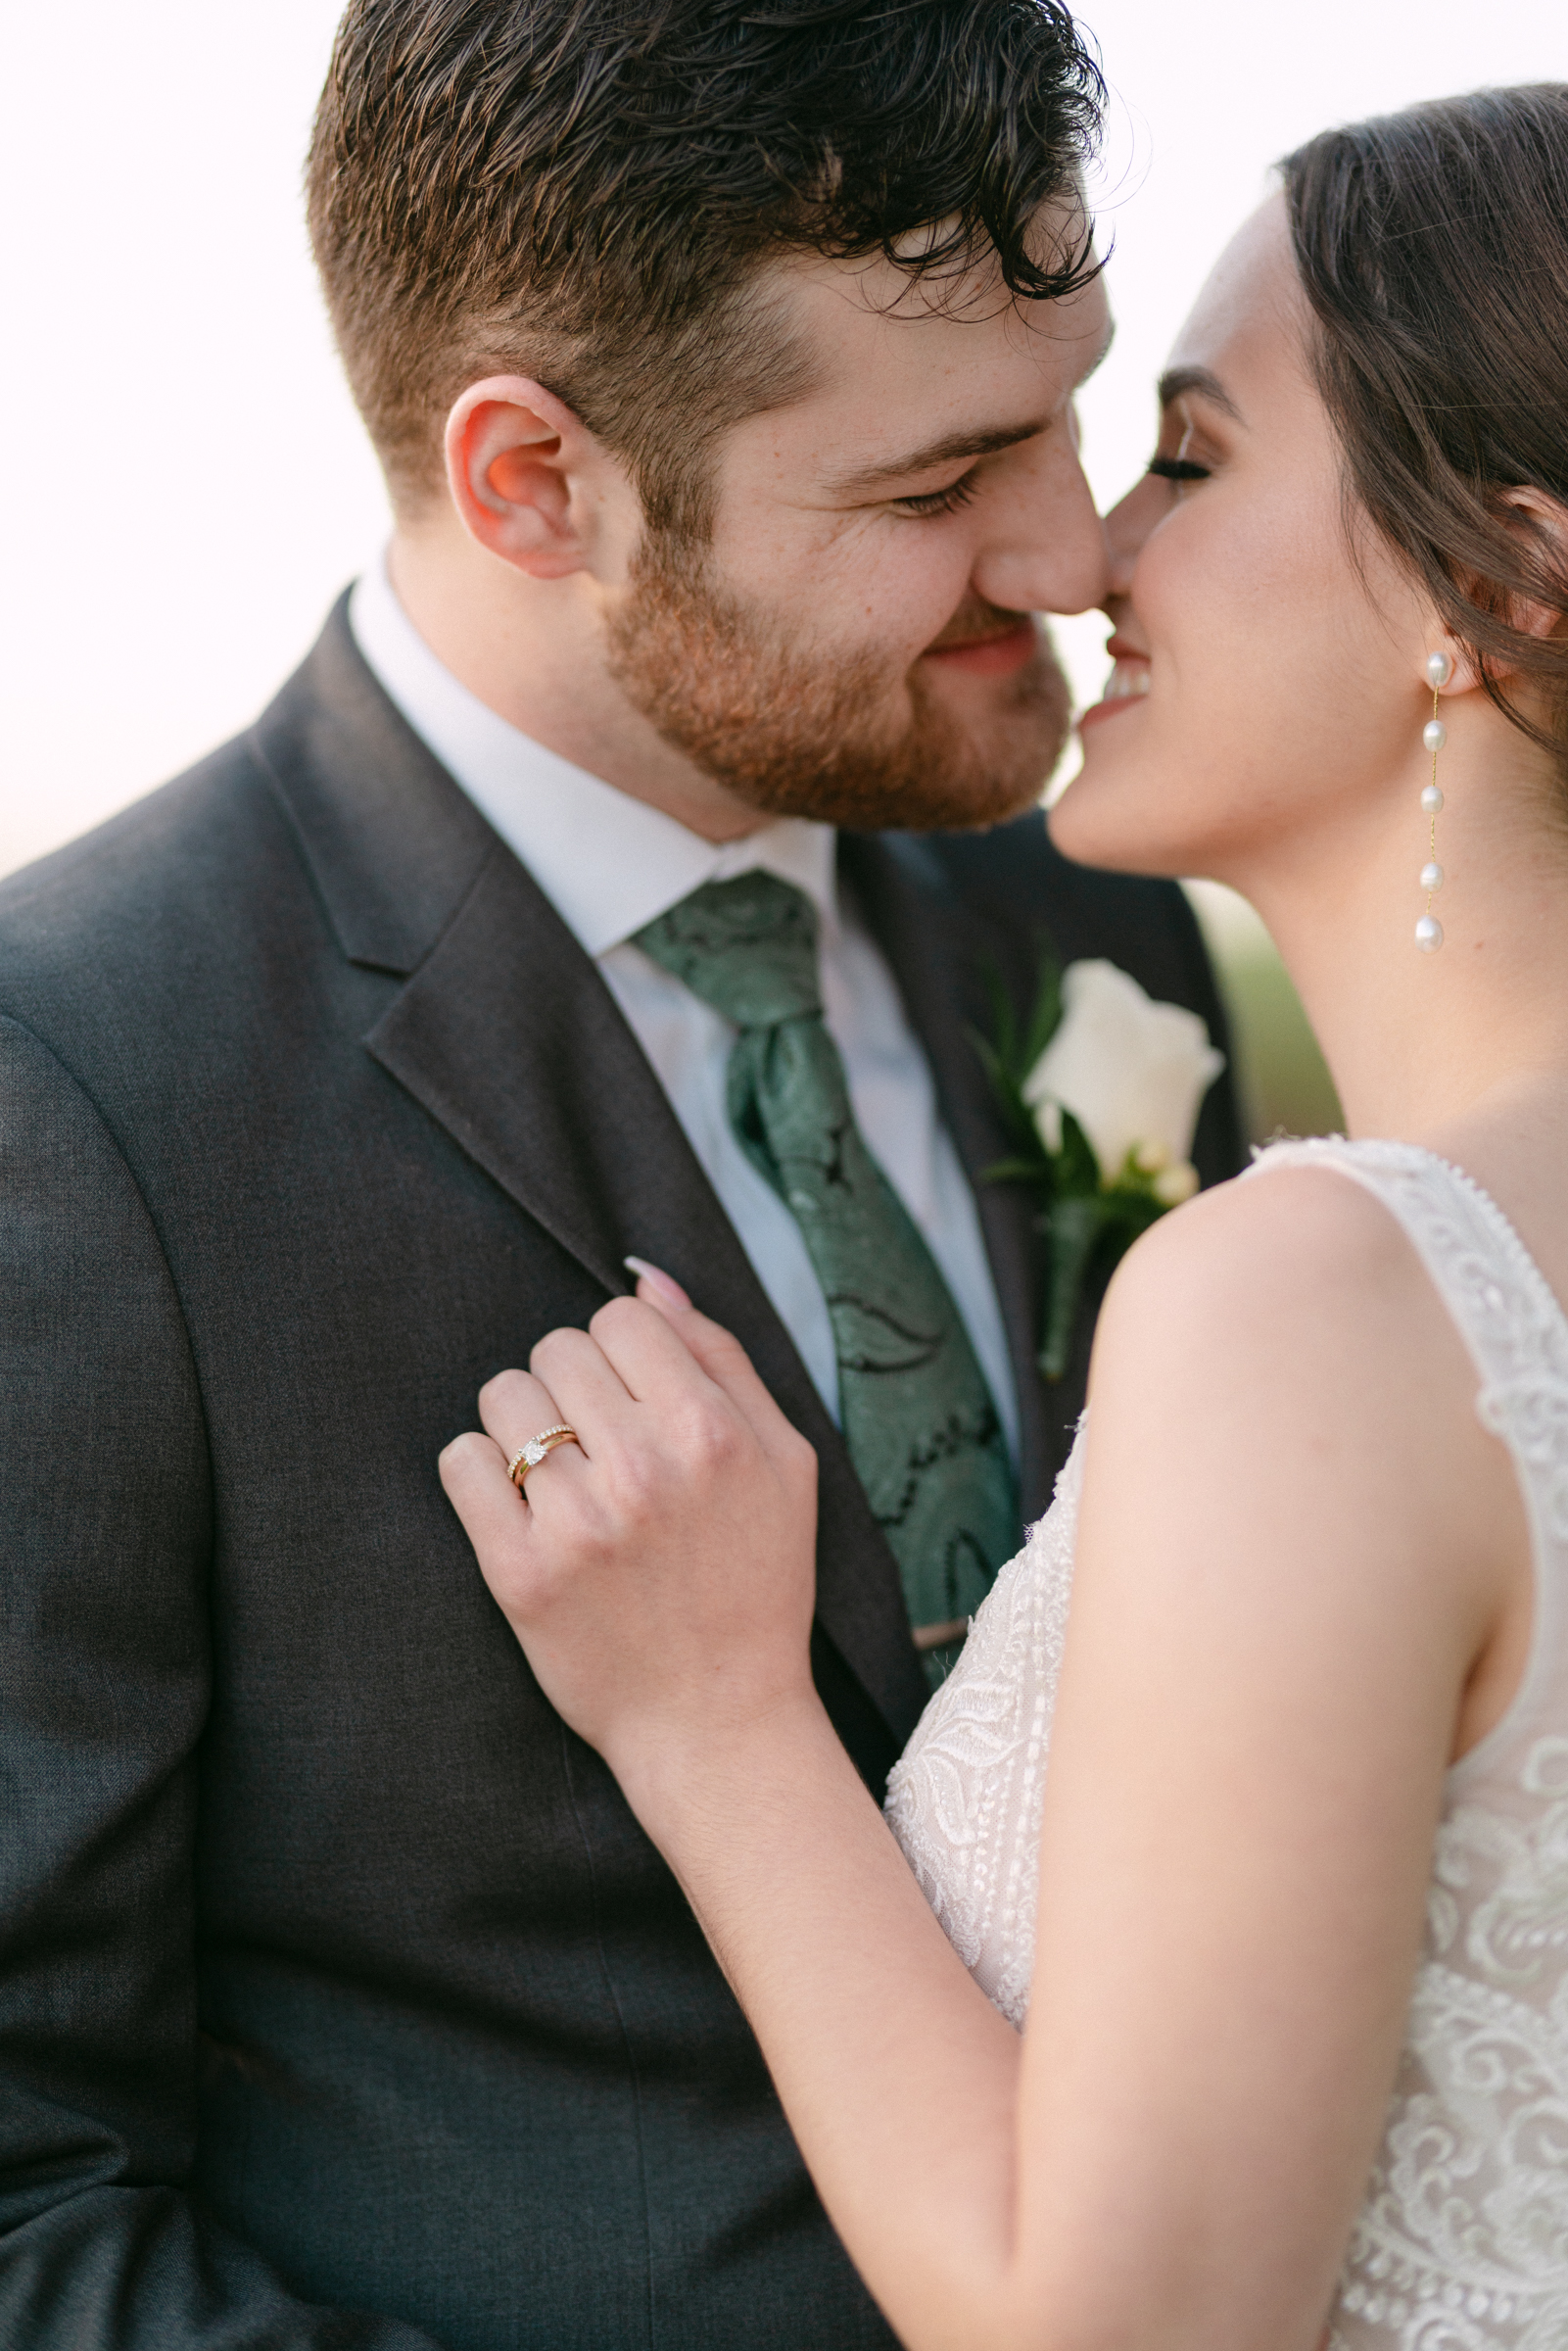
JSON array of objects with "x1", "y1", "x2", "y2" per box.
[{"x1": 439, "y1": 1271, "x2": 821, "y2": 1792}]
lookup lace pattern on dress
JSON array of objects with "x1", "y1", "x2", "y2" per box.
[
  {"x1": 884, "y1": 1136, "x2": 1568, "y2": 2345},
  {"x1": 884, "y1": 1430, "x2": 1084, "y2": 2029},
  {"x1": 1253, "y1": 1142, "x2": 1568, "y2": 2351}
]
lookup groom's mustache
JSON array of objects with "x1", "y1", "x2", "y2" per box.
[{"x1": 921, "y1": 598, "x2": 1036, "y2": 656}]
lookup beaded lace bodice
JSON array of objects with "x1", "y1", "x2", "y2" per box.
[{"x1": 885, "y1": 1138, "x2": 1568, "y2": 2349}]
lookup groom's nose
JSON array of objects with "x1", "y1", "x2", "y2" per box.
[{"x1": 971, "y1": 426, "x2": 1111, "y2": 618}]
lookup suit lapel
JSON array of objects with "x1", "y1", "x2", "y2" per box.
[
  {"x1": 841, "y1": 832, "x2": 1056, "y2": 1521},
  {"x1": 253, "y1": 602, "x2": 929, "y2": 1747}
]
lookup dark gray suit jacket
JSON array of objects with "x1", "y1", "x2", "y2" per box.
[{"x1": 0, "y1": 602, "x2": 1242, "y2": 2349}]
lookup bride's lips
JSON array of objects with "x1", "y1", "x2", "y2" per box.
[
  {"x1": 921, "y1": 614, "x2": 1037, "y2": 678},
  {"x1": 1078, "y1": 634, "x2": 1152, "y2": 732}
]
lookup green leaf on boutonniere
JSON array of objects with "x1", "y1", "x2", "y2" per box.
[
  {"x1": 1035, "y1": 1187, "x2": 1164, "y2": 1378},
  {"x1": 1050, "y1": 1105, "x2": 1101, "y2": 1199},
  {"x1": 974, "y1": 948, "x2": 1064, "y2": 1180},
  {"x1": 1037, "y1": 1191, "x2": 1111, "y2": 1380}
]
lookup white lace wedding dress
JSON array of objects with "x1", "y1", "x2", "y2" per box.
[{"x1": 885, "y1": 1138, "x2": 1568, "y2": 2350}]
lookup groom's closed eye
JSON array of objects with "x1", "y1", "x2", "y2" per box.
[
  {"x1": 892, "y1": 472, "x2": 983, "y2": 516},
  {"x1": 827, "y1": 415, "x2": 1049, "y2": 504}
]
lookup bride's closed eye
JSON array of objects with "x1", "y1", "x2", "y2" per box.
[
  {"x1": 1146, "y1": 454, "x2": 1212, "y2": 483},
  {"x1": 1147, "y1": 407, "x2": 1215, "y2": 491}
]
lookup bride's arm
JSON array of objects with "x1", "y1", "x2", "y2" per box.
[{"x1": 441, "y1": 1167, "x2": 1523, "y2": 2351}]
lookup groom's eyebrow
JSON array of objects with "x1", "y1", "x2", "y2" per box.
[
  {"x1": 829, "y1": 417, "x2": 1051, "y2": 496},
  {"x1": 1158, "y1": 364, "x2": 1244, "y2": 422},
  {"x1": 829, "y1": 318, "x2": 1116, "y2": 497}
]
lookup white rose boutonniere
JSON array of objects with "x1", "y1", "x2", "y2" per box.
[{"x1": 978, "y1": 950, "x2": 1226, "y2": 1378}]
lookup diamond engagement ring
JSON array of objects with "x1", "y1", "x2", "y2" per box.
[{"x1": 506, "y1": 1424, "x2": 580, "y2": 1488}]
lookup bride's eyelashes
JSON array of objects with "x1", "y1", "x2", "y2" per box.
[
  {"x1": 1147, "y1": 406, "x2": 1215, "y2": 492},
  {"x1": 1146, "y1": 455, "x2": 1212, "y2": 484},
  {"x1": 891, "y1": 470, "x2": 981, "y2": 518}
]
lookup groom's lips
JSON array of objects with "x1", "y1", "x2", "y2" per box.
[{"x1": 920, "y1": 614, "x2": 1037, "y2": 677}]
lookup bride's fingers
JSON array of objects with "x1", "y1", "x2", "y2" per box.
[
  {"x1": 439, "y1": 1427, "x2": 534, "y2": 1607},
  {"x1": 527, "y1": 1323, "x2": 646, "y2": 1451},
  {"x1": 476, "y1": 1366, "x2": 578, "y2": 1479},
  {"x1": 624, "y1": 1257, "x2": 692, "y2": 1311},
  {"x1": 594, "y1": 1290, "x2": 813, "y2": 1477}
]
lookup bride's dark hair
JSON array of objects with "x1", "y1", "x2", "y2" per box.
[{"x1": 1282, "y1": 87, "x2": 1568, "y2": 764}]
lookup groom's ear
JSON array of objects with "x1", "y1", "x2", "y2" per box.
[{"x1": 444, "y1": 376, "x2": 611, "y2": 581}]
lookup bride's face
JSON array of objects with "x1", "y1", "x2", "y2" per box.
[{"x1": 1050, "y1": 193, "x2": 1431, "y2": 887}]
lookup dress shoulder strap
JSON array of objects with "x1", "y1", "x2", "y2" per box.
[
  {"x1": 1248, "y1": 1136, "x2": 1568, "y2": 1771},
  {"x1": 1247, "y1": 1136, "x2": 1568, "y2": 1411}
]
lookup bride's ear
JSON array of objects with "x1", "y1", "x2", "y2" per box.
[
  {"x1": 1493, "y1": 487, "x2": 1568, "y2": 648},
  {"x1": 1419, "y1": 639, "x2": 1483, "y2": 698},
  {"x1": 1437, "y1": 488, "x2": 1568, "y2": 693}
]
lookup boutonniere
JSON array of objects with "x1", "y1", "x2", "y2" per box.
[{"x1": 977, "y1": 948, "x2": 1227, "y2": 1379}]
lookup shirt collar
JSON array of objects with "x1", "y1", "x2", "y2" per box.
[{"x1": 348, "y1": 552, "x2": 839, "y2": 960}]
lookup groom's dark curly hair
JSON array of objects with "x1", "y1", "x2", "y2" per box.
[{"x1": 307, "y1": 0, "x2": 1104, "y2": 535}]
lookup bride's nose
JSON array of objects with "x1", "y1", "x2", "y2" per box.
[{"x1": 1103, "y1": 472, "x2": 1165, "y2": 600}]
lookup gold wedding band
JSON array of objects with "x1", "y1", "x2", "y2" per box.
[{"x1": 507, "y1": 1424, "x2": 580, "y2": 1488}]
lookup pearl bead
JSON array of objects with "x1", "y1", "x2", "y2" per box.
[
  {"x1": 1415, "y1": 914, "x2": 1445, "y2": 952},
  {"x1": 1421, "y1": 784, "x2": 1444, "y2": 813},
  {"x1": 1420, "y1": 861, "x2": 1445, "y2": 891},
  {"x1": 1426, "y1": 650, "x2": 1452, "y2": 689},
  {"x1": 1423, "y1": 718, "x2": 1447, "y2": 752}
]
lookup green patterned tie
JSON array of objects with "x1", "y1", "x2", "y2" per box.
[{"x1": 635, "y1": 872, "x2": 1019, "y2": 1686}]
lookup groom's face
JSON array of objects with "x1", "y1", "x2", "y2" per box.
[{"x1": 606, "y1": 236, "x2": 1113, "y2": 832}]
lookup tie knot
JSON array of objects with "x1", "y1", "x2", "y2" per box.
[{"x1": 634, "y1": 871, "x2": 822, "y2": 1029}]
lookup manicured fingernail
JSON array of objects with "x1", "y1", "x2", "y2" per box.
[{"x1": 624, "y1": 1256, "x2": 692, "y2": 1308}]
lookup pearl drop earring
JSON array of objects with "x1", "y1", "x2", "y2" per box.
[{"x1": 1415, "y1": 649, "x2": 1451, "y2": 954}]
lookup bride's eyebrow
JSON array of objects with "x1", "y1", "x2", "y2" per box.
[{"x1": 1156, "y1": 364, "x2": 1244, "y2": 424}]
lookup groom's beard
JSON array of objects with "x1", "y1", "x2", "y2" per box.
[{"x1": 604, "y1": 534, "x2": 1070, "y2": 833}]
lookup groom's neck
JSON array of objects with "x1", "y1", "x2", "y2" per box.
[{"x1": 386, "y1": 523, "x2": 770, "y2": 845}]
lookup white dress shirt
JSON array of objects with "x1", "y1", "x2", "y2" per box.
[{"x1": 349, "y1": 557, "x2": 1018, "y2": 1457}]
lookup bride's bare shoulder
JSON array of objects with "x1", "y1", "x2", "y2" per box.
[
  {"x1": 1077, "y1": 1155, "x2": 1514, "y2": 1622},
  {"x1": 1092, "y1": 1157, "x2": 1457, "y2": 1404}
]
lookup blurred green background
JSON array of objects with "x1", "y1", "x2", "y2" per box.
[{"x1": 1182, "y1": 882, "x2": 1343, "y2": 1146}]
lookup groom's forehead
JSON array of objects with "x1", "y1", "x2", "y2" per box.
[{"x1": 740, "y1": 245, "x2": 1113, "y2": 486}]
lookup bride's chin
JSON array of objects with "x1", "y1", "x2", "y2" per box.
[{"x1": 1046, "y1": 767, "x2": 1192, "y2": 880}]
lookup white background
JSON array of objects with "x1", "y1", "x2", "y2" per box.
[{"x1": 2, "y1": 0, "x2": 1562, "y2": 881}]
